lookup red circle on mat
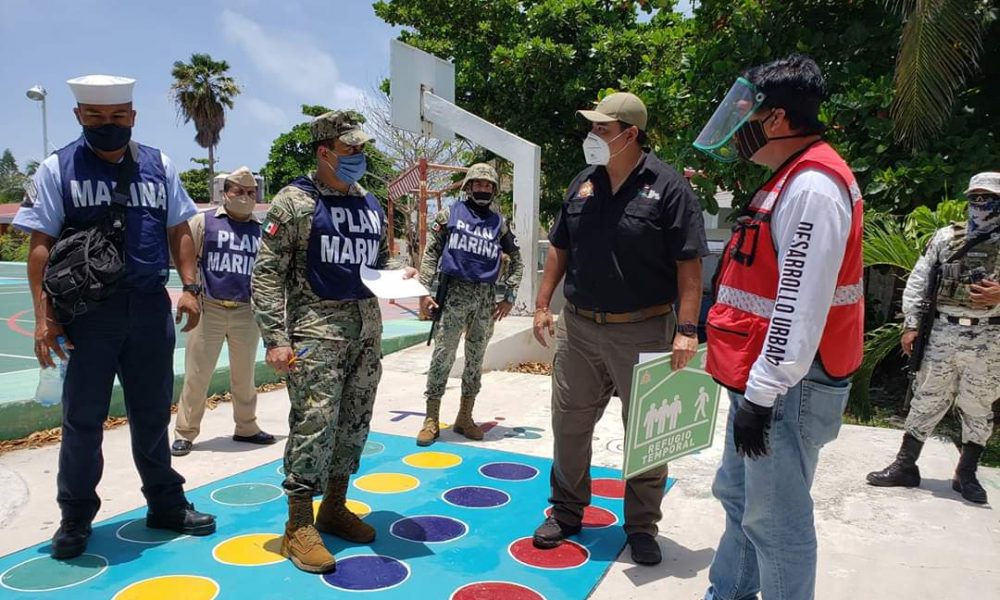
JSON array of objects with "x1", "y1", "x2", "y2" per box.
[
  {"x1": 544, "y1": 505, "x2": 617, "y2": 528},
  {"x1": 451, "y1": 581, "x2": 545, "y2": 600},
  {"x1": 591, "y1": 478, "x2": 625, "y2": 499},
  {"x1": 508, "y1": 537, "x2": 589, "y2": 570}
]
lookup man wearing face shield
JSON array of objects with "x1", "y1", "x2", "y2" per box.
[
  {"x1": 867, "y1": 172, "x2": 1000, "y2": 505},
  {"x1": 13, "y1": 74, "x2": 216, "y2": 560},
  {"x1": 694, "y1": 55, "x2": 864, "y2": 600},
  {"x1": 532, "y1": 92, "x2": 708, "y2": 566},
  {"x1": 415, "y1": 163, "x2": 524, "y2": 446},
  {"x1": 171, "y1": 167, "x2": 274, "y2": 456},
  {"x1": 252, "y1": 110, "x2": 417, "y2": 573}
]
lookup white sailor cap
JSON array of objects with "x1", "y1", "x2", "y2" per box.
[{"x1": 67, "y1": 75, "x2": 135, "y2": 105}]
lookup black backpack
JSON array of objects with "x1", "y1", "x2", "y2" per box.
[{"x1": 43, "y1": 149, "x2": 136, "y2": 324}]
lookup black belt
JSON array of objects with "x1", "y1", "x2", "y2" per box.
[{"x1": 936, "y1": 312, "x2": 1000, "y2": 326}]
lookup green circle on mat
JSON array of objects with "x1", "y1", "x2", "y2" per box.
[
  {"x1": 117, "y1": 519, "x2": 186, "y2": 544},
  {"x1": 362, "y1": 441, "x2": 385, "y2": 456},
  {"x1": 1, "y1": 554, "x2": 108, "y2": 592},
  {"x1": 211, "y1": 483, "x2": 283, "y2": 506}
]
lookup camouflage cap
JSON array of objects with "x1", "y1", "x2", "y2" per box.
[
  {"x1": 966, "y1": 172, "x2": 1000, "y2": 195},
  {"x1": 225, "y1": 166, "x2": 257, "y2": 189},
  {"x1": 310, "y1": 110, "x2": 374, "y2": 146},
  {"x1": 462, "y1": 163, "x2": 498, "y2": 188}
]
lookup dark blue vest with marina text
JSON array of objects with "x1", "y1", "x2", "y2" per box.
[
  {"x1": 201, "y1": 212, "x2": 261, "y2": 303},
  {"x1": 439, "y1": 200, "x2": 503, "y2": 283}
]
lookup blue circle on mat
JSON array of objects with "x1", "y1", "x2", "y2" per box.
[
  {"x1": 321, "y1": 555, "x2": 410, "y2": 591},
  {"x1": 442, "y1": 486, "x2": 511, "y2": 508},
  {"x1": 390, "y1": 515, "x2": 468, "y2": 543},
  {"x1": 362, "y1": 441, "x2": 385, "y2": 456},
  {"x1": 479, "y1": 462, "x2": 539, "y2": 481},
  {"x1": 210, "y1": 483, "x2": 283, "y2": 506}
]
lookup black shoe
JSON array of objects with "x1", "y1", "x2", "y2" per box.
[
  {"x1": 51, "y1": 519, "x2": 92, "y2": 559},
  {"x1": 232, "y1": 431, "x2": 276, "y2": 445},
  {"x1": 627, "y1": 532, "x2": 662, "y2": 565},
  {"x1": 171, "y1": 439, "x2": 193, "y2": 457},
  {"x1": 146, "y1": 502, "x2": 216, "y2": 536},
  {"x1": 532, "y1": 515, "x2": 581, "y2": 549},
  {"x1": 867, "y1": 434, "x2": 923, "y2": 487},
  {"x1": 952, "y1": 442, "x2": 989, "y2": 504}
]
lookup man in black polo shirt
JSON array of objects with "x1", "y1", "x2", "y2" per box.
[{"x1": 531, "y1": 92, "x2": 708, "y2": 565}]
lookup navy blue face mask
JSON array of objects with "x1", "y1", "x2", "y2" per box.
[{"x1": 83, "y1": 124, "x2": 132, "y2": 152}]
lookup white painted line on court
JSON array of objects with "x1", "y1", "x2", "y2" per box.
[{"x1": 0, "y1": 353, "x2": 39, "y2": 361}]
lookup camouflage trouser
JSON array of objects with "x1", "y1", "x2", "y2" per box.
[
  {"x1": 283, "y1": 335, "x2": 382, "y2": 496},
  {"x1": 425, "y1": 280, "x2": 496, "y2": 401},
  {"x1": 906, "y1": 320, "x2": 999, "y2": 446}
]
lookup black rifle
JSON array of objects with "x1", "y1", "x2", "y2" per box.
[
  {"x1": 905, "y1": 229, "x2": 996, "y2": 408},
  {"x1": 426, "y1": 273, "x2": 451, "y2": 345}
]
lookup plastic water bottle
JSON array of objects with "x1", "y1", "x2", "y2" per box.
[{"x1": 35, "y1": 336, "x2": 68, "y2": 407}]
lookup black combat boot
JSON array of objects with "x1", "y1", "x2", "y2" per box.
[
  {"x1": 146, "y1": 502, "x2": 216, "y2": 535},
  {"x1": 867, "y1": 433, "x2": 923, "y2": 487},
  {"x1": 952, "y1": 443, "x2": 988, "y2": 504},
  {"x1": 50, "y1": 519, "x2": 92, "y2": 559}
]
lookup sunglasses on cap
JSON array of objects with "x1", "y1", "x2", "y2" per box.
[{"x1": 968, "y1": 193, "x2": 1000, "y2": 203}]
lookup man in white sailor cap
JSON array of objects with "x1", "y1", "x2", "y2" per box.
[
  {"x1": 173, "y1": 166, "x2": 274, "y2": 456},
  {"x1": 14, "y1": 74, "x2": 216, "y2": 560}
]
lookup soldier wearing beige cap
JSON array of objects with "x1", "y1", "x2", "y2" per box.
[
  {"x1": 868, "y1": 171, "x2": 1000, "y2": 505},
  {"x1": 172, "y1": 167, "x2": 274, "y2": 456},
  {"x1": 13, "y1": 74, "x2": 215, "y2": 560},
  {"x1": 531, "y1": 92, "x2": 708, "y2": 565}
]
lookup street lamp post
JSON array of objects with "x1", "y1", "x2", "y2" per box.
[{"x1": 26, "y1": 85, "x2": 48, "y2": 160}]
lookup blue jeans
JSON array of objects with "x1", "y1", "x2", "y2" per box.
[{"x1": 705, "y1": 362, "x2": 850, "y2": 600}]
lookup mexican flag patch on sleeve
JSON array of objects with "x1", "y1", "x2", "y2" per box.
[{"x1": 263, "y1": 221, "x2": 279, "y2": 237}]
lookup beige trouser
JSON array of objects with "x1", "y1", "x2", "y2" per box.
[
  {"x1": 549, "y1": 309, "x2": 675, "y2": 536},
  {"x1": 174, "y1": 300, "x2": 262, "y2": 442}
]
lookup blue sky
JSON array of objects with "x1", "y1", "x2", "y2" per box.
[
  {"x1": 2, "y1": 0, "x2": 695, "y2": 176},
  {"x1": 1, "y1": 0, "x2": 401, "y2": 175}
]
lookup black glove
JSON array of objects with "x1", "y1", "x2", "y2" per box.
[{"x1": 733, "y1": 399, "x2": 773, "y2": 459}]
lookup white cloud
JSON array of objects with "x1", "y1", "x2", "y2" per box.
[
  {"x1": 221, "y1": 9, "x2": 365, "y2": 110},
  {"x1": 241, "y1": 96, "x2": 288, "y2": 127}
]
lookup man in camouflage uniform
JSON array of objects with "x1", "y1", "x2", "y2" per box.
[
  {"x1": 868, "y1": 172, "x2": 1000, "y2": 505},
  {"x1": 252, "y1": 111, "x2": 417, "y2": 573},
  {"x1": 416, "y1": 163, "x2": 523, "y2": 446}
]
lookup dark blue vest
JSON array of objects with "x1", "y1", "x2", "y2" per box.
[
  {"x1": 440, "y1": 200, "x2": 503, "y2": 283},
  {"x1": 57, "y1": 137, "x2": 170, "y2": 291},
  {"x1": 201, "y1": 212, "x2": 261, "y2": 303},
  {"x1": 293, "y1": 177, "x2": 384, "y2": 301}
]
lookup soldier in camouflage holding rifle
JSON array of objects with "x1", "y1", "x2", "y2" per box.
[{"x1": 868, "y1": 172, "x2": 1000, "y2": 505}]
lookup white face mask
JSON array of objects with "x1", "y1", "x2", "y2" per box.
[
  {"x1": 581, "y1": 130, "x2": 628, "y2": 166},
  {"x1": 225, "y1": 193, "x2": 256, "y2": 217}
]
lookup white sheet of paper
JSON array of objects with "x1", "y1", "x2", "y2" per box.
[
  {"x1": 638, "y1": 352, "x2": 669, "y2": 365},
  {"x1": 360, "y1": 265, "x2": 429, "y2": 299}
]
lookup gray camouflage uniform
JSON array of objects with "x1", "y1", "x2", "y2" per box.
[{"x1": 902, "y1": 222, "x2": 1000, "y2": 446}]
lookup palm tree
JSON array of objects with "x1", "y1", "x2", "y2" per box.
[
  {"x1": 887, "y1": 0, "x2": 989, "y2": 148},
  {"x1": 849, "y1": 200, "x2": 968, "y2": 419},
  {"x1": 170, "y1": 54, "x2": 241, "y2": 180}
]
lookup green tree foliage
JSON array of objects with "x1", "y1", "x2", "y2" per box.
[
  {"x1": 170, "y1": 54, "x2": 242, "y2": 180},
  {"x1": 374, "y1": 0, "x2": 1000, "y2": 216},
  {"x1": 0, "y1": 149, "x2": 27, "y2": 204},
  {"x1": 180, "y1": 159, "x2": 212, "y2": 203}
]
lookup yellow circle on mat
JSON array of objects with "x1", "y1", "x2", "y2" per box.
[
  {"x1": 312, "y1": 499, "x2": 372, "y2": 519},
  {"x1": 354, "y1": 473, "x2": 420, "y2": 493},
  {"x1": 113, "y1": 575, "x2": 219, "y2": 600},
  {"x1": 212, "y1": 534, "x2": 284, "y2": 566},
  {"x1": 402, "y1": 451, "x2": 463, "y2": 469}
]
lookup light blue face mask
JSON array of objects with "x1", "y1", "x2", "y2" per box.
[{"x1": 324, "y1": 151, "x2": 367, "y2": 184}]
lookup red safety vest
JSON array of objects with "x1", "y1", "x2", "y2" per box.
[{"x1": 706, "y1": 142, "x2": 864, "y2": 393}]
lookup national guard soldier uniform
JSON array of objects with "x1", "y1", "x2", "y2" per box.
[
  {"x1": 172, "y1": 167, "x2": 274, "y2": 456},
  {"x1": 868, "y1": 172, "x2": 1000, "y2": 505},
  {"x1": 252, "y1": 111, "x2": 417, "y2": 573},
  {"x1": 531, "y1": 93, "x2": 708, "y2": 566},
  {"x1": 416, "y1": 163, "x2": 524, "y2": 446},
  {"x1": 14, "y1": 75, "x2": 216, "y2": 560}
]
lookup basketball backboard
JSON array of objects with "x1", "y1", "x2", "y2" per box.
[{"x1": 390, "y1": 40, "x2": 456, "y2": 141}]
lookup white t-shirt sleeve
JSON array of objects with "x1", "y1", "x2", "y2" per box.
[
  {"x1": 12, "y1": 155, "x2": 64, "y2": 238},
  {"x1": 744, "y1": 168, "x2": 854, "y2": 408},
  {"x1": 163, "y1": 152, "x2": 198, "y2": 227}
]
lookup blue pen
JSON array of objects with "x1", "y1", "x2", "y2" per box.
[{"x1": 288, "y1": 346, "x2": 310, "y2": 367}]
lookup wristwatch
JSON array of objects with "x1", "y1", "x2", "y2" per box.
[
  {"x1": 676, "y1": 322, "x2": 698, "y2": 338},
  {"x1": 182, "y1": 283, "x2": 203, "y2": 296}
]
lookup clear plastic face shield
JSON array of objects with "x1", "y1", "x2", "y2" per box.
[{"x1": 693, "y1": 77, "x2": 766, "y2": 163}]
